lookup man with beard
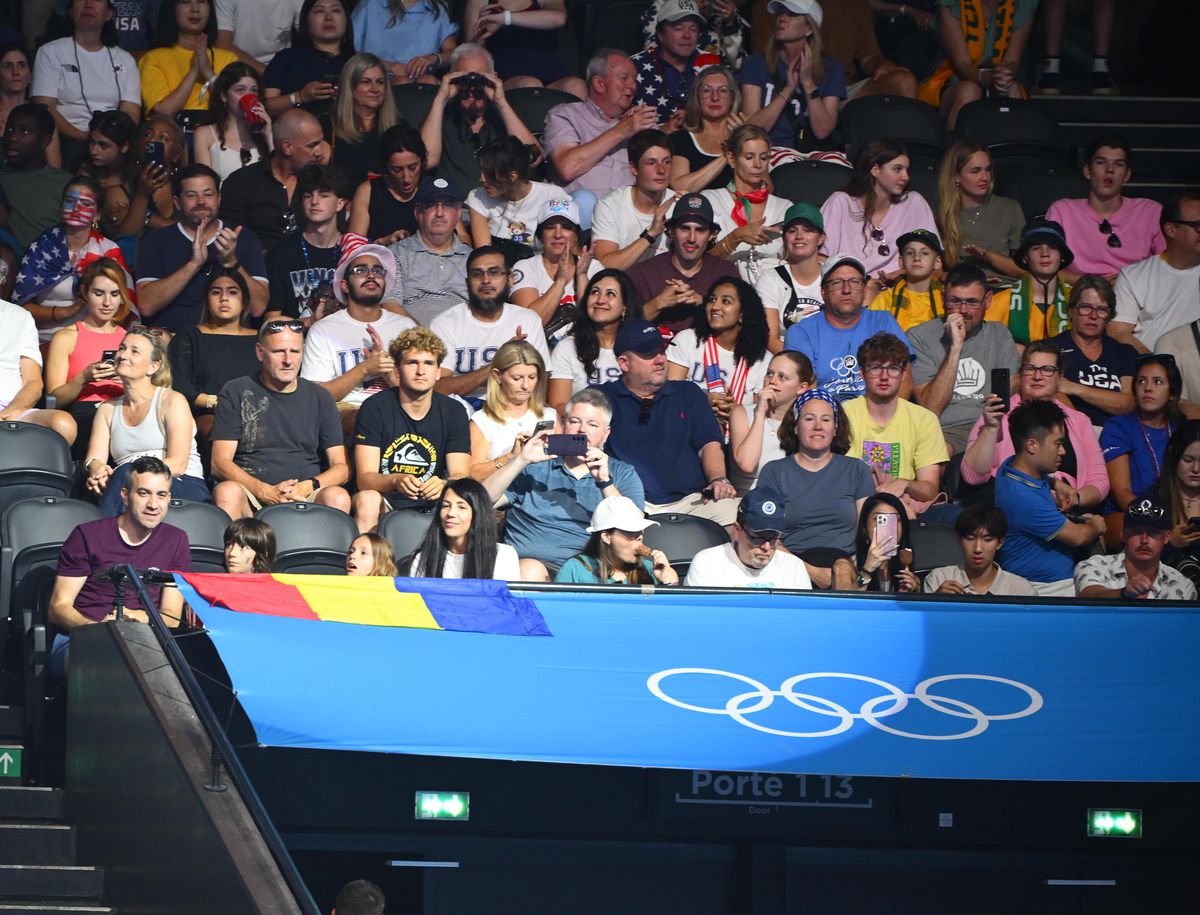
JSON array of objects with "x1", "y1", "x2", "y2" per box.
[
  {"x1": 1074, "y1": 497, "x2": 1197, "y2": 601},
  {"x1": 627, "y1": 194, "x2": 736, "y2": 332},
  {"x1": 388, "y1": 176, "x2": 472, "y2": 326},
  {"x1": 301, "y1": 236, "x2": 416, "y2": 434},
  {"x1": 135, "y1": 163, "x2": 269, "y2": 333},
  {"x1": 430, "y1": 245, "x2": 548, "y2": 398}
]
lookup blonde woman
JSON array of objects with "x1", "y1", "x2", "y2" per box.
[
  {"x1": 935, "y1": 139, "x2": 1025, "y2": 277},
  {"x1": 83, "y1": 327, "x2": 209, "y2": 516},
  {"x1": 331, "y1": 53, "x2": 401, "y2": 184},
  {"x1": 669, "y1": 65, "x2": 741, "y2": 194},
  {"x1": 469, "y1": 339, "x2": 557, "y2": 480}
]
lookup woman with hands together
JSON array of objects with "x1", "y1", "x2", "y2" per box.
[
  {"x1": 351, "y1": 0, "x2": 457, "y2": 85},
  {"x1": 140, "y1": 0, "x2": 238, "y2": 123},
  {"x1": 670, "y1": 66, "x2": 742, "y2": 194},
  {"x1": 465, "y1": 0, "x2": 583, "y2": 97}
]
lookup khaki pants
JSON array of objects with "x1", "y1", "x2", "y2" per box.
[{"x1": 645, "y1": 492, "x2": 740, "y2": 527}]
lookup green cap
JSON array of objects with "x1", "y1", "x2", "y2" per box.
[{"x1": 782, "y1": 202, "x2": 824, "y2": 232}]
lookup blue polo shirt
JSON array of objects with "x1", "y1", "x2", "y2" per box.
[
  {"x1": 504, "y1": 457, "x2": 644, "y2": 569},
  {"x1": 595, "y1": 379, "x2": 722, "y2": 504},
  {"x1": 784, "y1": 310, "x2": 912, "y2": 401},
  {"x1": 995, "y1": 457, "x2": 1075, "y2": 583}
]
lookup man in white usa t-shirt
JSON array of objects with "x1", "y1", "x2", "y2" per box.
[{"x1": 431, "y1": 245, "x2": 549, "y2": 398}]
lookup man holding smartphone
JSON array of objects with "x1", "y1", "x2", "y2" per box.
[
  {"x1": 481, "y1": 388, "x2": 644, "y2": 580},
  {"x1": 910, "y1": 261, "x2": 1021, "y2": 454}
]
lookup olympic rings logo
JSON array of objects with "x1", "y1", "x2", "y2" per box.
[{"x1": 646, "y1": 669, "x2": 1043, "y2": 741}]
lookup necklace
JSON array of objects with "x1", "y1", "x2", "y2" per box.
[
  {"x1": 1136, "y1": 416, "x2": 1172, "y2": 480},
  {"x1": 964, "y1": 197, "x2": 989, "y2": 228}
]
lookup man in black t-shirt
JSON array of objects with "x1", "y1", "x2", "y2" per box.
[{"x1": 352, "y1": 327, "x2": 470, "y2": 532}]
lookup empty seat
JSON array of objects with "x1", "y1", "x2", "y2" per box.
[
  {"x1": 905, "y1": 160, "x2": 941, "y2": 213},
  {"x1": 505, "y1": 86, "x2": 579, "y2": 137},
  {"x1": 955, "y1": 99, "x2": 1068, "y2": 168},
  {"x1": 379, "y1": 508, "x2": 435, "y2": 569},
  {"x1": 998, "y1": 166, "x2": 1090, "y2": 219},
  {"x1": 254, "y1": 502, "x2": 358, "y2": 574},
  {"x1": 0, "y1": 421, "x2": 75, "y2": 519},
  {"x1": 166, "y1": 500, "x2": 231, "y2": 573},
  {"x1": 909, "y1": 521, "x2": 961, "y2": 575},
  {"x1": 770, "y1": 159, "x2": 850, "y2": 208},
  {"x1": 573, "y1": 0, "x2": 650, "y2": 59},
  {"x1": 643, "y1": 513, "x2": 730, "y2": 578},
  {"x1": 391, "y1": 83, "x2": 439, "y2": 129},
  {"x1": 841, "y1": 95, "x2": 946, "y2": 164}
]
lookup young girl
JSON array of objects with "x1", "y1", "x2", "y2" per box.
[
  {"x1": 193, "y1": 63, "x2": 272, "y2": 181},
  {"x1": 469, "y1": 340, "x2": 556, "y2": 479},
  {"x1": 702, "y1": 124, "x2": 791, "y2": 283},
  {"x1": 345, "y1": 532, "x2": 398, "y2": 576},
  {"x1": 467, "y1": 136, "x2": 566, "y2": 249},
  {"x1": 223, "y1": 518, "x2": 277, "y2": 573},
  {"x1": 728, "y1": 350, "x2": 815, "y2": 491},
  {"x1": 350, "y1": 0, "x2": 457, "y2": 85},
  {"x1": 547, "y1": 269, "x2": 636, "y2": 414},
  {"x1": 754, "y1": 202, "x2": 825, "y2": 350},
  {"x1": 554, "y1": 496, "x2": 678, "y2": 585},
  {"x1": 409, "y1": 479, "x2": 521, "y2": 579},
  {"x1": 936, "y1": 139, "x2": 1025, "y2": 277},
  {"x1": 76, "y1": 110, "x2": 138, "y2": 238},
  {"x1": 820, "y1": 138, "x2": 939, "y2": 284}
]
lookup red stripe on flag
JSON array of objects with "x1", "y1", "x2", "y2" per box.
[{"x1": 183, "y1": 573, "x2": 318, "y2": 620}]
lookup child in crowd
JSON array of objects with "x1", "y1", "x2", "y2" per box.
[
  {"x1": 223, "y1": 519, "x2": 277, "y2": 574},
  {"x1": 345, "y1": 533, "x2": 398, "y2": 577},
  {"x1": 990, "y1": 218, "x2": 1074, "y2": 348},
  {"x1": 867, "y1": 229, "x2": 945, "y2": 332}
]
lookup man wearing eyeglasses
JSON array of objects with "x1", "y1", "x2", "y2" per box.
[
  {"x1": 962, "y1": 340, "x2": 1109, "y2": 512},
  {"x1": 210, "y1": 319, "x2": 351, "y2": 520},
  {"x1": 1074, "y1": 498, "x2": 1197, "y2": 602},
  {"x1": 388, "y1": 176, "x2": 472, "y2": 327},
  {"x1": 784, "y1": 252, "x2": 912, "y2": 401},
  {"x1": 301, "y1": 237, "x2": 416, "y2": 435},
  {"x1": 683, "y1": 486, "x2": 812, "y2": 588},
  {"x1": 910, "y1": 260, "x2": 1020, "y2": 453},
  {"x1": 843, "y1": 331, "x2": 947, "y2": 510},
  {"x1": 430, "y1": 245, "x2": 548, "y2": 398},
  {"x1": 1110, "y1": 192, "x2": 1200, "y2": 353},
  {"x1": 1046, "y1": 136, "x2": 1164, "y2": 281}
]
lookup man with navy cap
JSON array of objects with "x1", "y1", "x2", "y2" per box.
[
  {"x1": 627, "y1": 193, "x2": 738, "y2": 332},
  {"x1": 596, "y1": 319, "x2": 738, "y2": 524},
  {"x1": 388, "y1": 176, "x2": 473, "y2": 326},
  {"x1": 684, "y1": 485, "x2": 813, "y2": 588},
  {"x1": 785, "y1": 251, "x2": 911, "y2": 401},
  {"x1": 1075, "y1": 497, "x2": 1197, "y2": 600}
]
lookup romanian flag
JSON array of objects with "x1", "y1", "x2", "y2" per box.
[{"x1": 175, "y1": 573, "x2": 552, "y2": 636}]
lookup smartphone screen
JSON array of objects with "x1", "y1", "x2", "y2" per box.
[
  {"x1": 545, "y1": 433, "x2": 587, "y2": 457},
  {"x1": 101, "y1": 349, "x2": 117, "y2": 362},
  {"x1": 991, "y1": 367, "x2": 1011, "y2": 412},
  {"x1": 875, "y1": 513, "x2": 899, "y2": 558}
]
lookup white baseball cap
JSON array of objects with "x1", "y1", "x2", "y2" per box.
[
  {"x1": 587, "y1": 496, "x2": 660, "y2": 534},
  {"x1": 767, "y1": 0, "x2": 824, "y2": 28},
  {"x1": 658, "y1": 0, "x2": 706, "y2": 26}
]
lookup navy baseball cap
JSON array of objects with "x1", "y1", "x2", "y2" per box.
[
  {"x1": 738, "y1": 486, "x2": 785, "y2": 534},
  {"x1": 668, "y1": 193, "x2": 717, "y2": 229},
  {"x1": 1124, "y1": 497, "x2": 1171, "y2": 532},
  {"x1": 413, "y1": 176, "x2": 461, "y2": 207},
  {"x1": 613, "y1": 320, "x2": 667, "y2": 356}
]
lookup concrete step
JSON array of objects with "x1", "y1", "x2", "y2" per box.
[
  {"x1": 1060, "y1": 122, "x2": 1200, "y2": 152},
  {"x1": 0, "y1": 790, "x2": 62, "y2": 822},
  {"x1": 1129, "y1": 148, "x2": 1200, "y2": 180},
  {"x1": 0, "y1": 866, "x2": 104, "y2": 900},
  {"x1": 1032, "y1": 95, "x2": 1200, "y2": 125},
  {"x1": 0, "y1": 906, "x2": 114, "y2": 913},
  {"x1": 0, "y1": 825, "x2": 74, "y2": 867}
]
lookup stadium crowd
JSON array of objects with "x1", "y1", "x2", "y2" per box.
[{"x1": 0, "y1": 0, "x2": 1195, "y2": 651}]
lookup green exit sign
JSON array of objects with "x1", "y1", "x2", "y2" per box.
[
  {"x1": 1087, "y1": 808, "x2": 1142, "y2": 838},
  {"x1": 415, "y1": 791, "x2": 470, "y2": 821},
  {"x1": 0, "y1": 747, "x2": 21, "y2": 781}
]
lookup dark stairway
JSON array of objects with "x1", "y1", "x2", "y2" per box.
[{"x1": 0, "y1": 786, "x2": 112, "y2": 914}]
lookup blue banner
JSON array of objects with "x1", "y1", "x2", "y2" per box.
[{"x1": 181, "y1": 579, "x2": 1200, "y2": 782}]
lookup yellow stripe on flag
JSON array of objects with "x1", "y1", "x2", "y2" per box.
[{"x1": 273, "y1": 575, "x2": 442, "y2": 629}]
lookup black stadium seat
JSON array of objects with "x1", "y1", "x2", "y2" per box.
[
  {"x1": 643, "y1": 513, "x2": 730, "y2": 578},
  {"x1": 379, "y1": 508, "x2": 435, "y2": 569},
  {"x1": 506, "y1": 86, "x2": 579, "y2": 138},
  {"x1": 770, "y1": 159, "x2": 850, "y2": 208},
  {"x1": 391, "y1": 82, "x2": 439, "y2": 129},
  {"x1": 254, "y1": 502, "x2": 358, "y2": 575},
  {"x1": 573, "y1": 0, "x2": 649, "y2": 59},
  {"x1": 165, "y1": 500, "x2": 231, "y2": 573},
  {"x1": 0, "y1": 421, "x2": 75, "y2": 519},
  {"x1": 955, "y1": 99, "x2": 1068, "y2": 170},
  {"x1": 840, "y1": 95, "x2": 946, "y2": 165},
  {"x1": 998, "y1": 165, "x2": 1090, "y2": 219}
]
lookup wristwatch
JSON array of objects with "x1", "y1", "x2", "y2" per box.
[
  {"x1": 595, "y1": 478, "x2": 613, "y2": 489},
  {"x1": 808, "y1": 88, "x2": 822, "y2": 99},
  {"x1": 856, "y1": 572, "x2": 871, "y2": 588},
  {"x1": 309, "y1": 477, "x2": 321, "y2": 491},
  {"x1": 638, "y1": 229, "x2": 658, "y2": 245}
]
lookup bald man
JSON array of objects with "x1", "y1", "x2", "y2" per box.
[{"x1": 219, "y1": 108, "x2": 328, "y2": 253}]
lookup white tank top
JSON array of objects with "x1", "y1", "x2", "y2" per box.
[{"x1": 109, "y1": 386, "x2": 204, "y2": 479}]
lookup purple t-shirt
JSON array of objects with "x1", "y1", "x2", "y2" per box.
[{"x1": 56, "y1": 518, "x2": 192, "y2": 622}]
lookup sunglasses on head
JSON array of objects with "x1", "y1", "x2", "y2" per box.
[
  {"x1": 260, "y1": 319, "x2": 305, "y2": 336},
  {"x1": 1137, "y1": 352, "x2": 1176, "y2": 367}
]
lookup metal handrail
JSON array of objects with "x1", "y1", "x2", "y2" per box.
[{"x1": 120, "y1": 565, "x2": 320, "y2": 915}]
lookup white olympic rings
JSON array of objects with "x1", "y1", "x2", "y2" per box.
[{"x1": 646, "y1": 668, "x2": 1043, "y2": 741}]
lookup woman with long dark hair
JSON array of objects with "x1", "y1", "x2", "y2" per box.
[
  {"x1": 347, "y1": 122, "x2": 425, "y2": 245},
  {"x1": 467, "y1": 136, "x2": 566, "y2": 249},
  {"x1": 841, "y1": 492, "x2": 918, "y2": 592},
  {"x1": 409, "y1": 478, "x2": 521, "y2": 579},
  {"x1": 820, "y1": 138, "x2": 938, "y2": 284},
  {"x1": 554, "y1": 496, "x2": 678, "y2": 585},
  {"x1": 667, "y1": 277, "x2": 771, "y2": 429},
  {"x1": 193, "y1": 62, "x2": 272, "y2": 180},
  {"x1": 140, "y1": 0, "x2": 237, "y2": 123},
  {"x1": 1158, "y1": 421, "x2": 1200, "y2": 589},
  {"x1": 75, "y1": 110, "x2": 138, "y2": 236},
  {"x1": 1101, "y1": 354, "x2": 1184, "y2": 549},
  {"x1": 547, "y1": 269, "x2": 637, "y2": 414},
  {"x1": 263, "y1": 0, "x2": 354, "y2": 117}
]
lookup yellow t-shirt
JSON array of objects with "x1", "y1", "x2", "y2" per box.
[
  {"x1": 869, "y1": 279, "x2": 1010, "y2": 330},
  {"x1": 842, "y1": 396, "x2": 949, "y2": 480},
  {"x1": 139, "y1": 46, "x2": 239, "y2": 113}
]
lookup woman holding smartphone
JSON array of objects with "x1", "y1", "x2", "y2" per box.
[
  {"x1": 468, "y1": 340, "x2": 557, "y2": 480},
  {"x1": 840, "y1": 492, "x2": 918, "y2": 592},
  {"x1": 262, "y1": 0, "x2": 353, "y2": 118}
]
